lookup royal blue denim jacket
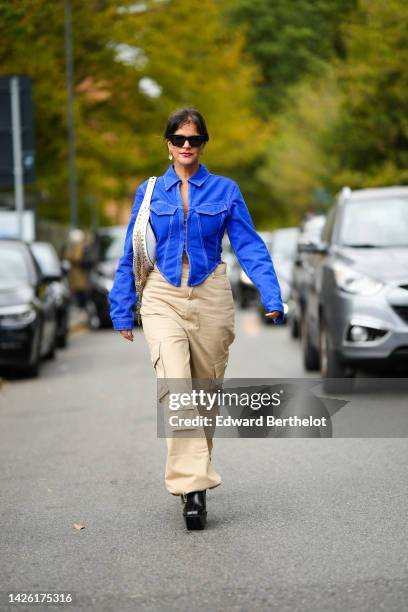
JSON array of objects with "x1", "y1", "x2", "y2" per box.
[{"x1": 109, "y1": 163, "x2": 284, "y2": 329}]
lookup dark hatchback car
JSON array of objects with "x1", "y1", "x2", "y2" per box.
[
  {"x1": 0, "y1": 239, "x2": 58, "y2": 377},
  {"x1": 30, "y1": 241, "x2": 71, "y2": 348},
  {"x1": 300, "y1": 186, "x2": 408, "y2": 391}
]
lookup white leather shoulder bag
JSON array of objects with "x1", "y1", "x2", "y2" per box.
[{"x1": 132, "y1": 176, "x2": 157, "y2": 323}]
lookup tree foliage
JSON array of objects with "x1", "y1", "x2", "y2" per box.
[
  {"x1": 244, "y1": 0, "x2": 408, "y2": 219},
  {"x1": 1, "y1": 0, "x2": 407, "y2": 227},
  {"x1": 327, "y1": 0, "x2": 408, "y2": 188},
  {"x1": 0, "y1": 0, "x2": 266, "y2": 224},
  {"x1": 258, "y1": 68, "x2": 340, "y2": 218},
  {"x1": 228, "y1": 0, "x2": 356, "y2": 117}
]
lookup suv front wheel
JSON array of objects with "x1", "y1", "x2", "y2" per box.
[
  {"x1": 319, "y1": 315, "x2": 355, "y2": 392},
  {"x1": 301, "y1": 313, "x2": 320, "y2": 371}
]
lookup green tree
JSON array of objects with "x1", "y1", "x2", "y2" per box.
[
  {"x1": 257, "y1": 67, "x2": 340, "y2": 220},
  {"x1": 0, "y1": 0, "x2": 267, "y2": 225},
  {"x1": 0, "y1": 1, "x2": 147, "y2": 223},
  {"x1": 223, "y1": 0, "x2": 358, "y2": 225},
  {"x1": 246, "y1": 0, "x2": 408, "y2": 222},
  {"x1": 228, "y1": 0, "x2": 356, "y2": 117},
  {"x1": 327, "y1": 0, "x2": 408, "y2": 188}
]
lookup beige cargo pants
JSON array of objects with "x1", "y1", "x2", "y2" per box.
[{"x1": 140, "y1": 260, "x2": 235, "y2": 496}]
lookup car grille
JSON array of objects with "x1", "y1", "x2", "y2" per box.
[{"x1": 392, "y1": 305, "x2": 408, "y2": 324}]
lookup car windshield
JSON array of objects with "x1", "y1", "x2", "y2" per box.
[
  {"x1": 0, "y1": 243, "x2": 30, "y2": 288},
  {"x1": 340, "y1": 198, "x2": 408, "y2": 247},
  {"x1": 31, "y1": 243, "x2": 61, "y2": 276}
]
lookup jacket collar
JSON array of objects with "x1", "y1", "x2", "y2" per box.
[{"x1": 163, "y1": 163, "x2": 210, "y2": 191}]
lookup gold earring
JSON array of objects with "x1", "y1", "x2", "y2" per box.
[{"x1": 168, "y1": 153, "x2": 173, "y2": 161}]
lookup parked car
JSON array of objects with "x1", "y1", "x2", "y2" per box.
[
  {"x1": 0, "y1": 239, "x2": 58, "y2": 377},
  {"x1": 258, "y1": 227, "x2": 300, "y2": 324},
  {"x1": 288, "y1": 214, "x2": 326, "y2": 338},
  {"x1": 236, "y1": 231, "x2": 274, "y2": 308},
  {"x1": 86, "y1": 226, "x2": 129, "y2": 329},
  {"x1": 299, "y1": 186, "x2": 408, "y2": 391},
  {"x1": 30, "y1": 241, "x2": 71, "y2": 348}
]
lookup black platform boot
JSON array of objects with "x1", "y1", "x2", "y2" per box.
[{"x1": 181, "y1": 490, "x2": 207, "y2": 530}]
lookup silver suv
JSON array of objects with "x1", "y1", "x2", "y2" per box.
[{"x1": 300, "y1": 186, "x2": 408, "y2": 387}]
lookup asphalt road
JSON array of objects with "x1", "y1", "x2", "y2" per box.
[{"x1": 0, "y1": 309, "x2": 407, "y2": 612}]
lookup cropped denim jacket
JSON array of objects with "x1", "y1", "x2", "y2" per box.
[{"x1": 109, "y1": 163, "x2": 284, "y2": 330}]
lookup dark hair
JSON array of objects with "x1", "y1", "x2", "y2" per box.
[{"x1": 163, "y1": 107, "x2": 209, "y2": 142}]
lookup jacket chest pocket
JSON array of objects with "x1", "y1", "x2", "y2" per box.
[
  {"x1": 194, "y1": 202, "x2": 228, "y2": 239},
  {"x1": 149, "y1": 201, "x2": 178, "y2": 238}
]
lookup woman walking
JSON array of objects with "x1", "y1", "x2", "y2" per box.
[{"x1": 109, "y1": 107, "x2": 284, "y2": 530}]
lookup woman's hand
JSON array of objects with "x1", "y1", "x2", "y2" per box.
[
  {"x1": 264, "y1": 310, "x2": 281, "y2": 321},
  {"x1": 119, "y1": 330, "x2": 134, "y2": 342}
]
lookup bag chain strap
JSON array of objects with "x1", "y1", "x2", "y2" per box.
[{"x1": 132, "y1": 176, "x2": 157, "y2": 325}]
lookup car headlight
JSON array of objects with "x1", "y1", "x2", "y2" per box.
[
  {"x1": 0, "y1": 304, "x2": 37, "y2": 328},
  {"x1": 333, "y1": 262, "x2": 383, "y2": 295}
]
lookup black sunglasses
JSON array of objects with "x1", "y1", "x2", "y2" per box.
[{"x1": 168, "y1": 134, "x2": 206, "y2": 148}]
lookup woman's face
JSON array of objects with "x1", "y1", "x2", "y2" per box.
[{"x1": 167, "y1": 121, "x2": 206, "y2": 169}]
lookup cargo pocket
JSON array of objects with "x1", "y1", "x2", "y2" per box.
[
  {"x1": 150, "y1": 342, "x2": 169, "y2": 401},
  {"x1": 212, "y1": 356, "x2": 228, "y2": 390},
  {"x1": 214, "y1": 357, "x2": 228, "y2": 378}
]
